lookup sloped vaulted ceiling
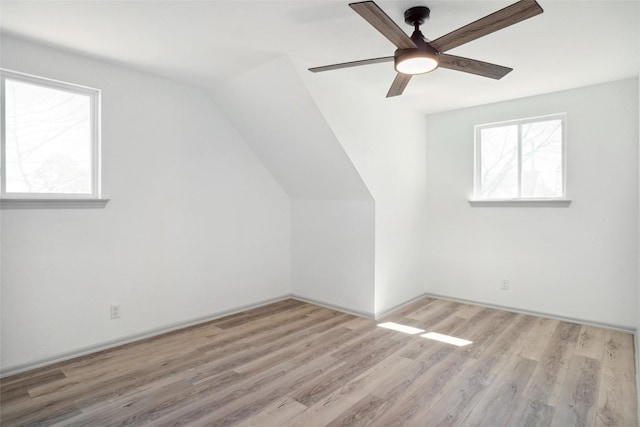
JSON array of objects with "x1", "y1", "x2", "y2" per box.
[{"x1": 212, "y1": 56, "x2": 372, "y2": 202}]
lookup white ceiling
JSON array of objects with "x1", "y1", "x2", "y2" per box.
[{"x1": 1, "y1": 0, "x2": 638, "y2": 114}]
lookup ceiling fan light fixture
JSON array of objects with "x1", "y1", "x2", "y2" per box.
[
  {"x1": 309, "y1": 1, "x2": 543, "y2": 97},
  {"x1": 394, "y1": 50, "x2": 439, "y2": 75}
]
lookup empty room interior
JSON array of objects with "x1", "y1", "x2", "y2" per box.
[{"x1": 0, "y1": 0, "x2": 639, "y2": 425}]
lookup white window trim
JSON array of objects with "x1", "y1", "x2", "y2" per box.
[
  {"x1": 0, "y1": 198, "x2": 109, "y2": 209},
  {"x1": 468, "y1": 199, "x2": 571, "y2": 207},
  {"x1": 471, "y1": 113, "x2": 569, "y2": 204},
  {"x1": 0, "y1": 69, "x2": 108, "y2": 209}
]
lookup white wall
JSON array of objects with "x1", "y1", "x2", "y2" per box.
[
  {"x1": 291, "y1": 199, "x2": 375, "y2": 316},
  {"x1": 0, "y1": 36, "x2": 291, "y2": 372},
  {"x1": 298, "y1": 67, "x2": 429, "y2": 316},
  {"x1": 3, "y1": 35, "x2": 635, "y2": 378},
  {"x1": 425, "y1": 78, "x2": 639, "y2": 329}
]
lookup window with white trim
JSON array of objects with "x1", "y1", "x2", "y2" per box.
[
  {"x1": 1, "y1": 69, "x2": 101, "y2": 200},
  {"x1": 474, "y1": 114, "x2": 566, "y2": 200}
]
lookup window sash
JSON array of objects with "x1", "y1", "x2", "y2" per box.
[
  {"x1": 474, "y1": 114, "x2": 566, "y2": 200},
  {"x1": 1, "y1": 69, "x2": 101, "y2": 199}
]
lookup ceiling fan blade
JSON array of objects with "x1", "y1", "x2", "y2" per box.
[
  {"x1": 309, "y1": 56, "x2": 394, "y2": 73},
  {"x1": 386, "y1": 73, "x2": 412, "y2": 97},
  {"x1": 439, "y1": 54, "x2": 512, "y2": 79},
  {"x1": 349, "y1": 1, "x2": 416, "y2": 49},
  {"x1": 430, "y1": 0, "x2": 543, "y2": 53}
]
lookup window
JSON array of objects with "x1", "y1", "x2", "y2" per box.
[
  {"x1": 474, "y1": 114, "x2": 566, "y2": 201},
  {"x1": 1, "y1": 69, "x2": 102, "y2": 203}
]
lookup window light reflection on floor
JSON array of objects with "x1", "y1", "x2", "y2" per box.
[
  {"x1": 421, "y1": 332, "x2": 473, "y2": 347},
  {"x1": 377, "y1": 322, "x2": 473, "y2": 347},
  {"x1": 377, "y1": 322, "x2": 425, "y2": 335}
]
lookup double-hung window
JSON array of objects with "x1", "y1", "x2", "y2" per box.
[
  {"x1": 474, "y1": 114, "x2": 566, "y2": 201},
  {"x1": 1, "y1": 69, "x2": 104, "y2": 206}
]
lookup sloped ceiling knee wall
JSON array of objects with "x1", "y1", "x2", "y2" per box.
[{"x1": 213, "y1": 56, "x2": 429, "y2": 318}]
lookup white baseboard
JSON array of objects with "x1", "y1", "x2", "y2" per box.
[
  {"x1": 3, "y1": 292, "x2": 634, "y2": 378},
  {"x1": 423, "y1": 292, "x2": 636, "y2": 333},
  {"x1": 374, "y1": 293, "x2": 429, "y2": 320},
  {"x1": 290, "y1": 294, "x2": 375, "y2": 319},
  {"x1": 0, "y1": 294, "x2": 291, "y2": 378}
]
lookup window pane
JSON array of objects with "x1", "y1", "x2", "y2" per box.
[
  {"x1": 480, "y1": 125, "x2": 518, "y2": 199},
  {"x1": 4, "y1": 78, "x2": 92, "y2": 194},
  {"x1": 521, "y1": 119, "x2": 563, "y2": 197}
]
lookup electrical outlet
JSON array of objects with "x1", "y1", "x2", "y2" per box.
[
  {"x1": 501, "y1": 280, "x2": 510, "y2": 290},
  {"x1": 110, "y1": 304, "x2": 121, "y2": 319}
]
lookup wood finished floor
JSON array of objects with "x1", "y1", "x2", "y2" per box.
[{"x1": 1, "y1": 298, "x2": 637, "y2": 426}]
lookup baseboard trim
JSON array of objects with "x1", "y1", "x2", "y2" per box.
[
  {"x1": 290, "y1": 294, "x2": 375, "y2": 319},
  {"x1": 423, "y1": 292, "x2": 635, "y2": 333},
  {"x1": 0, "y1": 294, "x2": 291, "y2": 378},
  {"x1": 374, "y1": 293, "x2": 428, "y2": 320},
  {"x1": 3, "y1": 292, "x2": 633, "y2": 378}
]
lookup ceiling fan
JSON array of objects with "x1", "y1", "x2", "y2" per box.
[{"x1": 309, "y1": 0, "x2": 543, "y2": 97}]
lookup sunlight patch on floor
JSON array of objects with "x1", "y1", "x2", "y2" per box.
[
  {"x1": 377, "y1": 322, "x2": 425, "y2": 335},
  {"x1": 421, "y1": 332, "x2": 473, "y2": 347},
  {"x1": 377, "y1": 322, "x2": 473, "y2": 347}
]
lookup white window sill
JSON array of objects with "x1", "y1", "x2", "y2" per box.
[
  {"x1": 468, "y1": 199, "x2": 572, "y2": 207},
  {"x1": 0, "y1": 198, "x2": 110, "y2": 209}
]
